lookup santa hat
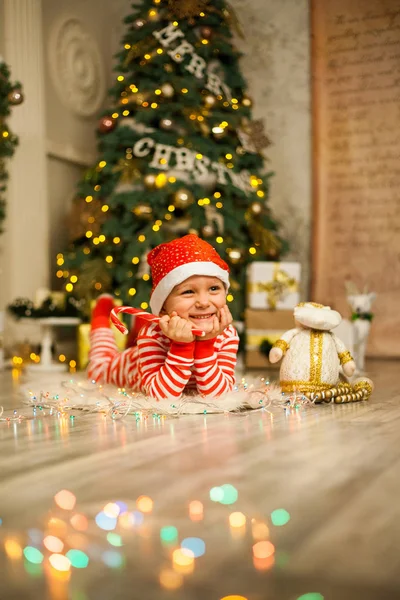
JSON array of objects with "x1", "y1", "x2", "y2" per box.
[{"x1": 147, "y1": 234, "x2": 230, "y2": 315}]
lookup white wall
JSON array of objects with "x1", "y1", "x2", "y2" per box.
[{"x1": 232, "y1": 0, "x2": 311, "y2": 298}]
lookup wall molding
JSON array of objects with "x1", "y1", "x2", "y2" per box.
[{"x1": 46, "y1": 139, "x2": 96, "y2": 167}]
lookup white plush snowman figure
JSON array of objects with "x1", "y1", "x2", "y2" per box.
[{"x1": 269, "y1": 302, "x2": 373, "y2": 403}]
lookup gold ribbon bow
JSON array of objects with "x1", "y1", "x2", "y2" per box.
[{"x1": 248, "y1": 265, "x2": 298, "y2": 310}]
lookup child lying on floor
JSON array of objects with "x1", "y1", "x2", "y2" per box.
[{"x1": 88, "y1": 234, "x2": 239, "y2": 400}]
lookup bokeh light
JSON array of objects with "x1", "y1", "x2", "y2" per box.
[
  {"x1": 219, "y1": 484, "x2": 238, "y2": 505},
  {"x1": 70, "y1": 514, "x2": 88, "y2": 531},
  {"x1": 23, "y1": 546, "x2": 44, "y2": 564},
  {"x1": 220, "y1": 596, "x2": 248, "y2": 600},
  {"x1": 107, "y1": 533, "x2": 123, "y2": 547},
  {"x1": 95, "y1": 511, "x2": 117, "y2": 531},
  {"x1": 297, "y1": 595, "x2": 324, "y2": 600},
  {"x1": 159, "y1": 568, "x2": 183, "y2": 590},
  {"x1": 54, "y1": 490, "x2": 76, "y2": 510},
  {"x1": 47, "y1": 517, "x2": 68, "y2": 537},
  {"x1": 5, "y1": 539, "x2": 23, "y2": 559},
  {"x1": 136, "y1": 495, "x2": 153, "y2": 513},
  {"x1": 66, "y1": 549, "x2": 89, "y2": 568},
  {"x1": 210, "y1": 486, "x2": 224, "y2": 502},
  {"x1": 229, "y1": 512, "x2": 246, "y2": 528},
  {"x1": 49, "y1": 553, "x2": 71, "y2": 571},
  {"x1": 160, "y1": 526, "x2": 178, "y2": 544},
  {"x1": 253, "y1": 555, "x2": 275, "y2": 571},
  {"x1": 43, "y1": 535, "x2": 64, "y2": 553},
  {"x1": 181, "y1": 537, "x2": 206, "y2": 558},
  {"x1": 189, "y1": 500, "x2": 204, "y2": 521},
  {"x1": 252, "y1": 541, "x2": 275, "y2": 559},
  {"x1": 271, "y1": 508, "x2": 291, "y2": 526},
  {"x1": 251, "y1": 519, "x2": 270, "y2": 540},
  {"x1": 103, "y1": 503, "x2": 121, "y2": 518},
  {"x1": 101, "y1": 550, "x2": 125, "y2": 568}
]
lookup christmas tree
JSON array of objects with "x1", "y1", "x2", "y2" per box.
[
  {"x1": 60, "y1": 0, "x2": 287, "y2": 320},
  {"x1": 0, "y1": 58, "x2": 23, "y2": 233}
]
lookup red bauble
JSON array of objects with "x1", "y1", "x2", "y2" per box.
[{"x1": 99, "y1": 116, "x2": 116, "y2": 134}]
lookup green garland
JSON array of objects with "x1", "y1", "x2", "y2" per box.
[{"x1": 0, "y1": 58, "x2": 22, "y2": 233}]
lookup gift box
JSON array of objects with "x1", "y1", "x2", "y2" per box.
[
  {"x1": 247, "y1": 262, "x2": 301, "y2": 310},
  {"x1": 245, "y1": 309, "x2": 293, "y2": 369},
  {"x1": 78, "y1": 323, "x2": 127, "y2": 370}
]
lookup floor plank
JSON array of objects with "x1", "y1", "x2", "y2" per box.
[{"x1": 0, "y1": 359, "x2": 399, "y2": 599}]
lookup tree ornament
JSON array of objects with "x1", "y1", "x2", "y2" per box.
[
  {"x1": 201, "y1": 224, "x2": 214, "y2": 237},
  {"x1": 200, "y1": 26, "x2": 213, "y2": 39},
  {"x1": 143, "y1": 173, "x2": 157, "y2": 189},
  {"x1": 226, "y1": 247, "x2": 244, "y2": 265},
  {"x1": 160, "y1": 117, "x2": 174, "y2": 131},
  {"x1": 238, "y1": 118, "x2": 271, "y2": 154},
  {"x1": 250, "y1": 201, "x2": 264, "y2": 215},
  {"x1": 172, "y1": 188, "x2": 194, "y2": 209},
  {"x1": 98, "y1": 115, "x2": 116, "y2": 134},
  {"x1": 68, "y1": 197, "x2": 108, "y2": 242},
  {"x1": 236, "y1": 145, "x2": 246, "y2": 155},
  {"x1": 133, "y1": 18, "x2": 146, "y2": 29},
  {"x1": 212, "y1": 126, "x2": 227, "y2": 140},
  {"x1": 203, "y1": 93, "x2": 216, "y2": 108},
  {"x1": 242, "y1": 95, "x2": 252, "y2": 107},
  {"x1": 188, "y1": 228, "x2": 199, "y2": 235},
  {"x1": 132, "y1": 203, "x2": 153, "y2": 220},
  {"x1": 164, "y1": 63, "x2": 174, "y2": 73},
  {"x1": 8, "y1": 88, "x2": 24, "y2": 105},
  {"x1": 161, "y1": 82, "x2": 174, "y2": 98}
]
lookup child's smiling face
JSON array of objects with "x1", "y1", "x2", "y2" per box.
[{"x1": 162, "y1": 275, "x2": 227, "y2": 332}]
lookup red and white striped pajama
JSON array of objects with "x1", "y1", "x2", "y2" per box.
[{"x1": 88, "y1": 322, "x2": 239, "y2": 400}]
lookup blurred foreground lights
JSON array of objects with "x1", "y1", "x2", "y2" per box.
[
  {"x1": 54, "y1": 490, "x2": 76, "y2": 511},
  {"x1": 43, "y1": 535, "x2": 64, "y2": 553},
  {"x1": 210, "y1": 486, "x2": 224, "y2": 502},
  {"x1": 253, "y1": 555, "x2": 275, "y2": 571},
  {"x1": 95, "y1": 511, "x2": 117, "y2": 531},
  {"x1": 181, "y1": 537, "x2": 205, "y2": 558},
  {"x1": 101, "y1": 550, "x2": 125, "y2": 569},
  {"x1": 23, "y1": 546, "x2": 43, "y2": 564},
  {"x1": 47, "y1": 517, "x2": 68, "y2": 537},
  {"x1": 271, "y1": 508, "x2": 291, "y2": 526},
  {"x1": 220, "y1": 596, "x2": 248, "y2": 600},
  {"x1": 159, "y1": 568, "x2": 183, "y2": 590},
  {"x1": 251, "y1": 519, "x2": 270, "y2": 540},
  {"x1": 49, "y1": 553, "x2": 71, "y2": 572},
  {"x1": 107, "y1": 533, "x2": 123, "y2": 547},
  {"x1": 160, "y1": 526, "x2": 178, "y2": 544},
  {"x1": 172, "y1": 548, "x2": 195, "y2": 575},
  {"x1": 70, "y1": 513, "x2": 88, "y2": 532},
  {"x1": 297, "y1": 595, "x2": 324, "y2": 600},
  {"x1": 136, "y1": 495, "x2": 153, "y2": 513},
  {"x1": 229, "y1": 512, "x2": 246, "y2": 528},
  {"x1": 66, "y1": 549, "x2": 89, "y2": 569},
  {"x1": 103, "y1": 502, "x2": 121, "y2": 518},
  {"x1": 253, "y1": 540, "x2": 275, "y2": 559},
  {"x1": 118, "y1": 512, "x2": 135, "y2": 529},
  {"x1": 189, "y1": 500, "x2": 204, "y2": 521},
  {"x1": 5, "y1": 539, "x2": 23, "y2": 560}
]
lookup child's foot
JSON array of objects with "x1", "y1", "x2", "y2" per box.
[{"x1": 91, "y1": 294, "x2": 116, "y2": 330}]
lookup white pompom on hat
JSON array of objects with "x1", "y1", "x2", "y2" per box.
[{"x1": 147, "y1": 234, "x2": 230, "y2": 315}]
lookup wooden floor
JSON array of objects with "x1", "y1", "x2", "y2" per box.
[{"x1": 0, "y1": 359, "x2": 400, "y2": 600}]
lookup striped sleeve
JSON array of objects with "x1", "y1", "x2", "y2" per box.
[
  {"x1": 192, "y1": 325, "x2": 239, "y2": 398},
  {"x1": 137, "y1": 323, "x2": 195, "y2": 400}
]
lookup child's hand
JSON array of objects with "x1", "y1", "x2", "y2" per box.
[
  {"x1": 159, "y1": 311, "x2": 195, "y2": 343},
  {"x1": 197, "y1": 305, "x2": 233, "y2": 341}
]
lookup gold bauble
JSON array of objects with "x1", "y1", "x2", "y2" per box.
[
  {"x1": 161, "y1": 83, "x2": 175, "y2": 98},
  {"x1": 250, "y1": 201, "x2": 264, "y2": 215},
  {"x1": 172, "y1": 188, "x2": 195, "y2": 209},
  {"x1": 148, "y1": 8, "x2": 160, "y2": 21},
  {"x1": 226, "y1": 247, "x2": 244, "y2": 265},
  {"x1": 143, "y1": 173, "x2": 157, "y2": 189},
  {"x1": 242, "y1": 95, "x2": 252, "y2": 107},
  {"x1": 203, "y1": 94, "x2": 216, "y2": 108},
  {"x1": 8, "y1": 88, "x2": 24, "y2": 105},
  {"x1": 132, "y1": 203, "x2": 153, "y2": 220}
]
